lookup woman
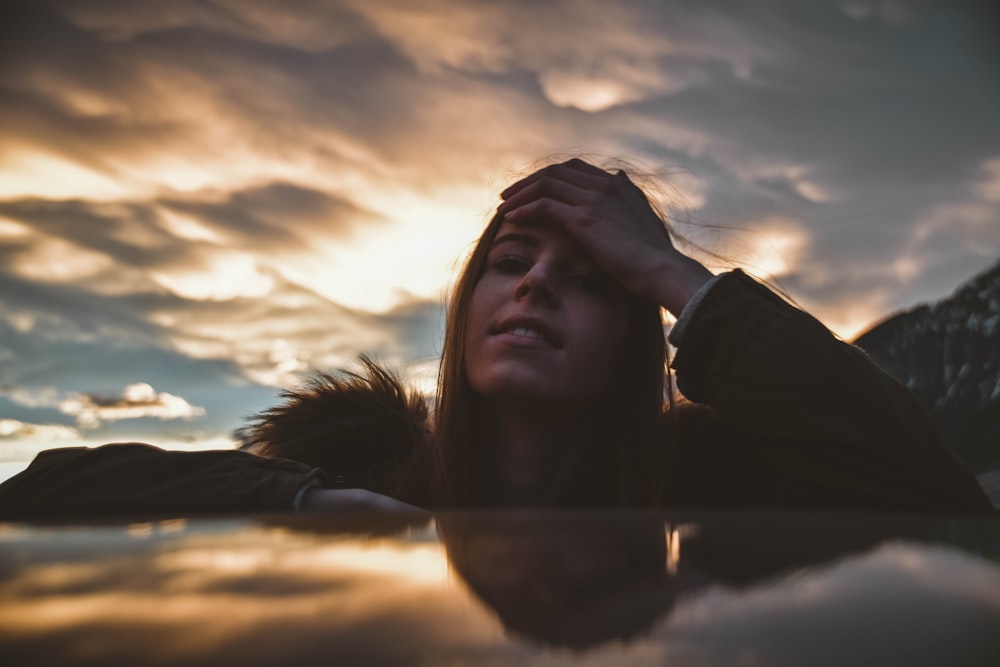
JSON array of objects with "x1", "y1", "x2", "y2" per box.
[
  {"x1": 0, "y1": 159, "x2": 990, "y2": 518},
  {"x1": 424, "y1": 157, "x2": 988, "y2": 511},
  {"x1": 433, "y1": 158, "x2": 701, "y2": 508}
]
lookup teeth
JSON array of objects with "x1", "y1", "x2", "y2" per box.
[{"x1": 509, "y1": 327, "x2": 543, "y2": 339}]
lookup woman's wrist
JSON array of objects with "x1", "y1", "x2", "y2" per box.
[
  {"x1": 668, "y1": 272, "x2": 728, "y2": 346},
  {"x1": 299, "y1": 487, "x2": 426, "y2": 514},
  {"x1": 642, "y1": 252, "x2": 714, "y2": 317}
]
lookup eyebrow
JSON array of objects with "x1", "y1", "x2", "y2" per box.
[
  {"x1": 489, "y1": 231, "x2": 604, "y2": 275},
  {"x1": 490, "y1": 232, "x2": 539, "y2": 250}
]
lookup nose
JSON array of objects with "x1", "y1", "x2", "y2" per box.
[{"x1": 514, "y1": 263, "x2": 560, "y2": 307}]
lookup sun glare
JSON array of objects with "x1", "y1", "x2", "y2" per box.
[
  {"x1": 735, "y1": 225, "x2": 807, "y2": 279},
  {"x1": 824, "y1": 310, "x2": 883, "y2": 342},
  {"x1": 151, "y1": 254, "x2": 275, "y2": 301},
  {"x1": 0, "y1": 150, "x2": 128, "y2": 200},
  {"x1": 297, "y1": 186, "x2": 494, "y2": 312},
  {"x1": 289, "y1": 542, "x2": 450, "y2": 585},
  {"x1": 543, "y1": 77, "x2": 630, "y2": 112}
]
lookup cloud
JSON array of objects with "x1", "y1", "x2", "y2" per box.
[
  {"x1": 0, "y1": 0, "x2": 998, "y2": 458},
  {"x1": 0, "y1": 180, "x2": 393, "y2": 309},
  {"x1": 58, "y1": 382, "x2": 205, "y2": 429},
  {"x1": 160, "y1": 182, "x2": 384, "y2": 247},
  {"x1": 840, "y1": 0, "x2": 914, "y2": 24},
  {"x1": 151, "y1": 273, "x2": 444, "y2": 387},
  {"x1": 0, "y1": 303, "x2": 281, "y2": 442},
  {"x1": 0, "y1": 246, "x2": 440, "y2": 400},
  {"x1": 0, "y1": 418, "x2": 81, "y2": 477},
  {"x1": 59, "y1": 0, "x2": 373, "y2": 53},
  {"x1": 0, "y1": 418, "x2": 79, "y2": 442},
  {"x1": 0, "y1": 4, "x2": 400, "y2": 199},
  {"x1": 349, "y1": 0, "x2": 770, "y2": 110}
]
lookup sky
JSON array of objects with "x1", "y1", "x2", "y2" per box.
[{"x1": 1, "y1": 0, "x2": 998, "y2": 476}]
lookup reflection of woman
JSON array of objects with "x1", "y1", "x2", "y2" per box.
[
  {"x1": 438, "y1": 512, "x2": 1000, "y2": 651},
  {"x1": 438, "y1": 514, "x2": 692, "y2": 649},
  {"x1": 0, "y1": 159, "x2": 990, "y2": 517}
]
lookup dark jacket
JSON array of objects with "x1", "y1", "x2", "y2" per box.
[
  {"x1": 660, "y1": 271, "x2": 989, "y2": 511},
  {"x1": 0, "y1": 271, "x2": 990, "y2": 519}
]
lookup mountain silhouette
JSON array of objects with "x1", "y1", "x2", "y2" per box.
[{"x1": 854, "y1": 260, "x2": 1000, "y2": 472}]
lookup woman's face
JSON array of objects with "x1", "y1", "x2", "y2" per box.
[{"x1": 463, "y1": 220, "x2": 629, "y2": 409}]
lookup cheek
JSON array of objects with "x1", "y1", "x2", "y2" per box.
[
  {"x1": 466, "y1": 276, "x2": 500, "y2": 329},
  {"x1": 585, "y1": 301, "x2": 628, "y2": 350},
  {"x1": 465, "y1": 282, "x2": 489, "y2": 336},
  {"x1": 571, "y1": 300, "x2": 629, "y2": 378}
]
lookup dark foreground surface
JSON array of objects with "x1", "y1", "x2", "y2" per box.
[{"x1": 1, "y1": 511, "x2": 999, "y2": 666}]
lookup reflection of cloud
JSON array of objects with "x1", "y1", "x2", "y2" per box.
[
  {"x1": 0, "y1": 524, "x2": 510, "y2": 666},
  {"x1": 58, "y1": 383, "x2": 205, "y2": 429},
  {"x1": 162, "y1": 540, "x2": 449, "y2": 585},
  {"x1": 663, "y1": 542, "x2": 1000, "y2": 665},
  {"x1": 2, "y1": 523, "x2": 999, "y2": 665}
]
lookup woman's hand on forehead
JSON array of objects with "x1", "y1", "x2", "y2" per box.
[{"x1": 496, "y1": 158, "x2": 712, "y2": 316}]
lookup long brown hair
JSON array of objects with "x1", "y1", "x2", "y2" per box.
[{"x1": 433, "y1": 170, "x2": 670, "y2": 508}]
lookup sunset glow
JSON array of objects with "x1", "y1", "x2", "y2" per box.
[{"x1": 1, "y1": 1, "x2": 997, "y2": 476}]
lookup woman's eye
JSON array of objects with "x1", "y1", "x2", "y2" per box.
[{"x1": 493, "y1": 254, "x2": 531, "y2": 274}]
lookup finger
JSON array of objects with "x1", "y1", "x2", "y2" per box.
[
  {"x1": 612, "y1": 170, "x2": 666, "y2": 225},
  {"x1": 502, "y1": 197, "x2": 586, "y2": 231},
  {"x1": 562, "y1": 157, "x2": 614, "y2": 178},
  {"x1": 500, "y1": 159, "x2": 610, "y2": 199},
  {"x1": 500, "y1": 158, "x2": 614, "y2": 200},
  {"x1": 496, "y1": 173, "x2": 595, "y2": 217}
]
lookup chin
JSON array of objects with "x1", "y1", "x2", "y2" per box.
[
  {"x1": 474, "y1": 372, "x2": 603, "y2": 410},
  {"x1": 476, "y1": 373, "x2": 558, "y2": 402}
]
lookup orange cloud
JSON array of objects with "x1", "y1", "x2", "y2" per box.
[{"x1": 58, "y1": 383, "x2": 205, "y2": 429}]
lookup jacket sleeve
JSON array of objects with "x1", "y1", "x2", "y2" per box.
[
  {"x1": 668, "y1": 270, "x2": 991, "y2": 512},
  {"x1": 0, "y1": 442, "x2": 328, "y2": 520}
]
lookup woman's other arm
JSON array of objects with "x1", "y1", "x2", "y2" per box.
[
  {"x1": 0, "y1": 443, "x2": 326, "y2": 520},
  {"x1": 669, "y1": 271, "x2": 991, "y2": 511}
]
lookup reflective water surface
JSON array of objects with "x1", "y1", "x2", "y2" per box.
[{"x1": 1, "y1": 512, "x2": 999, "y2": 666}]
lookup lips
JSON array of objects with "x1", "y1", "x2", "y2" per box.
[{"x1": 490, "y1": 315, "x2": 564, "y2": 348}]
